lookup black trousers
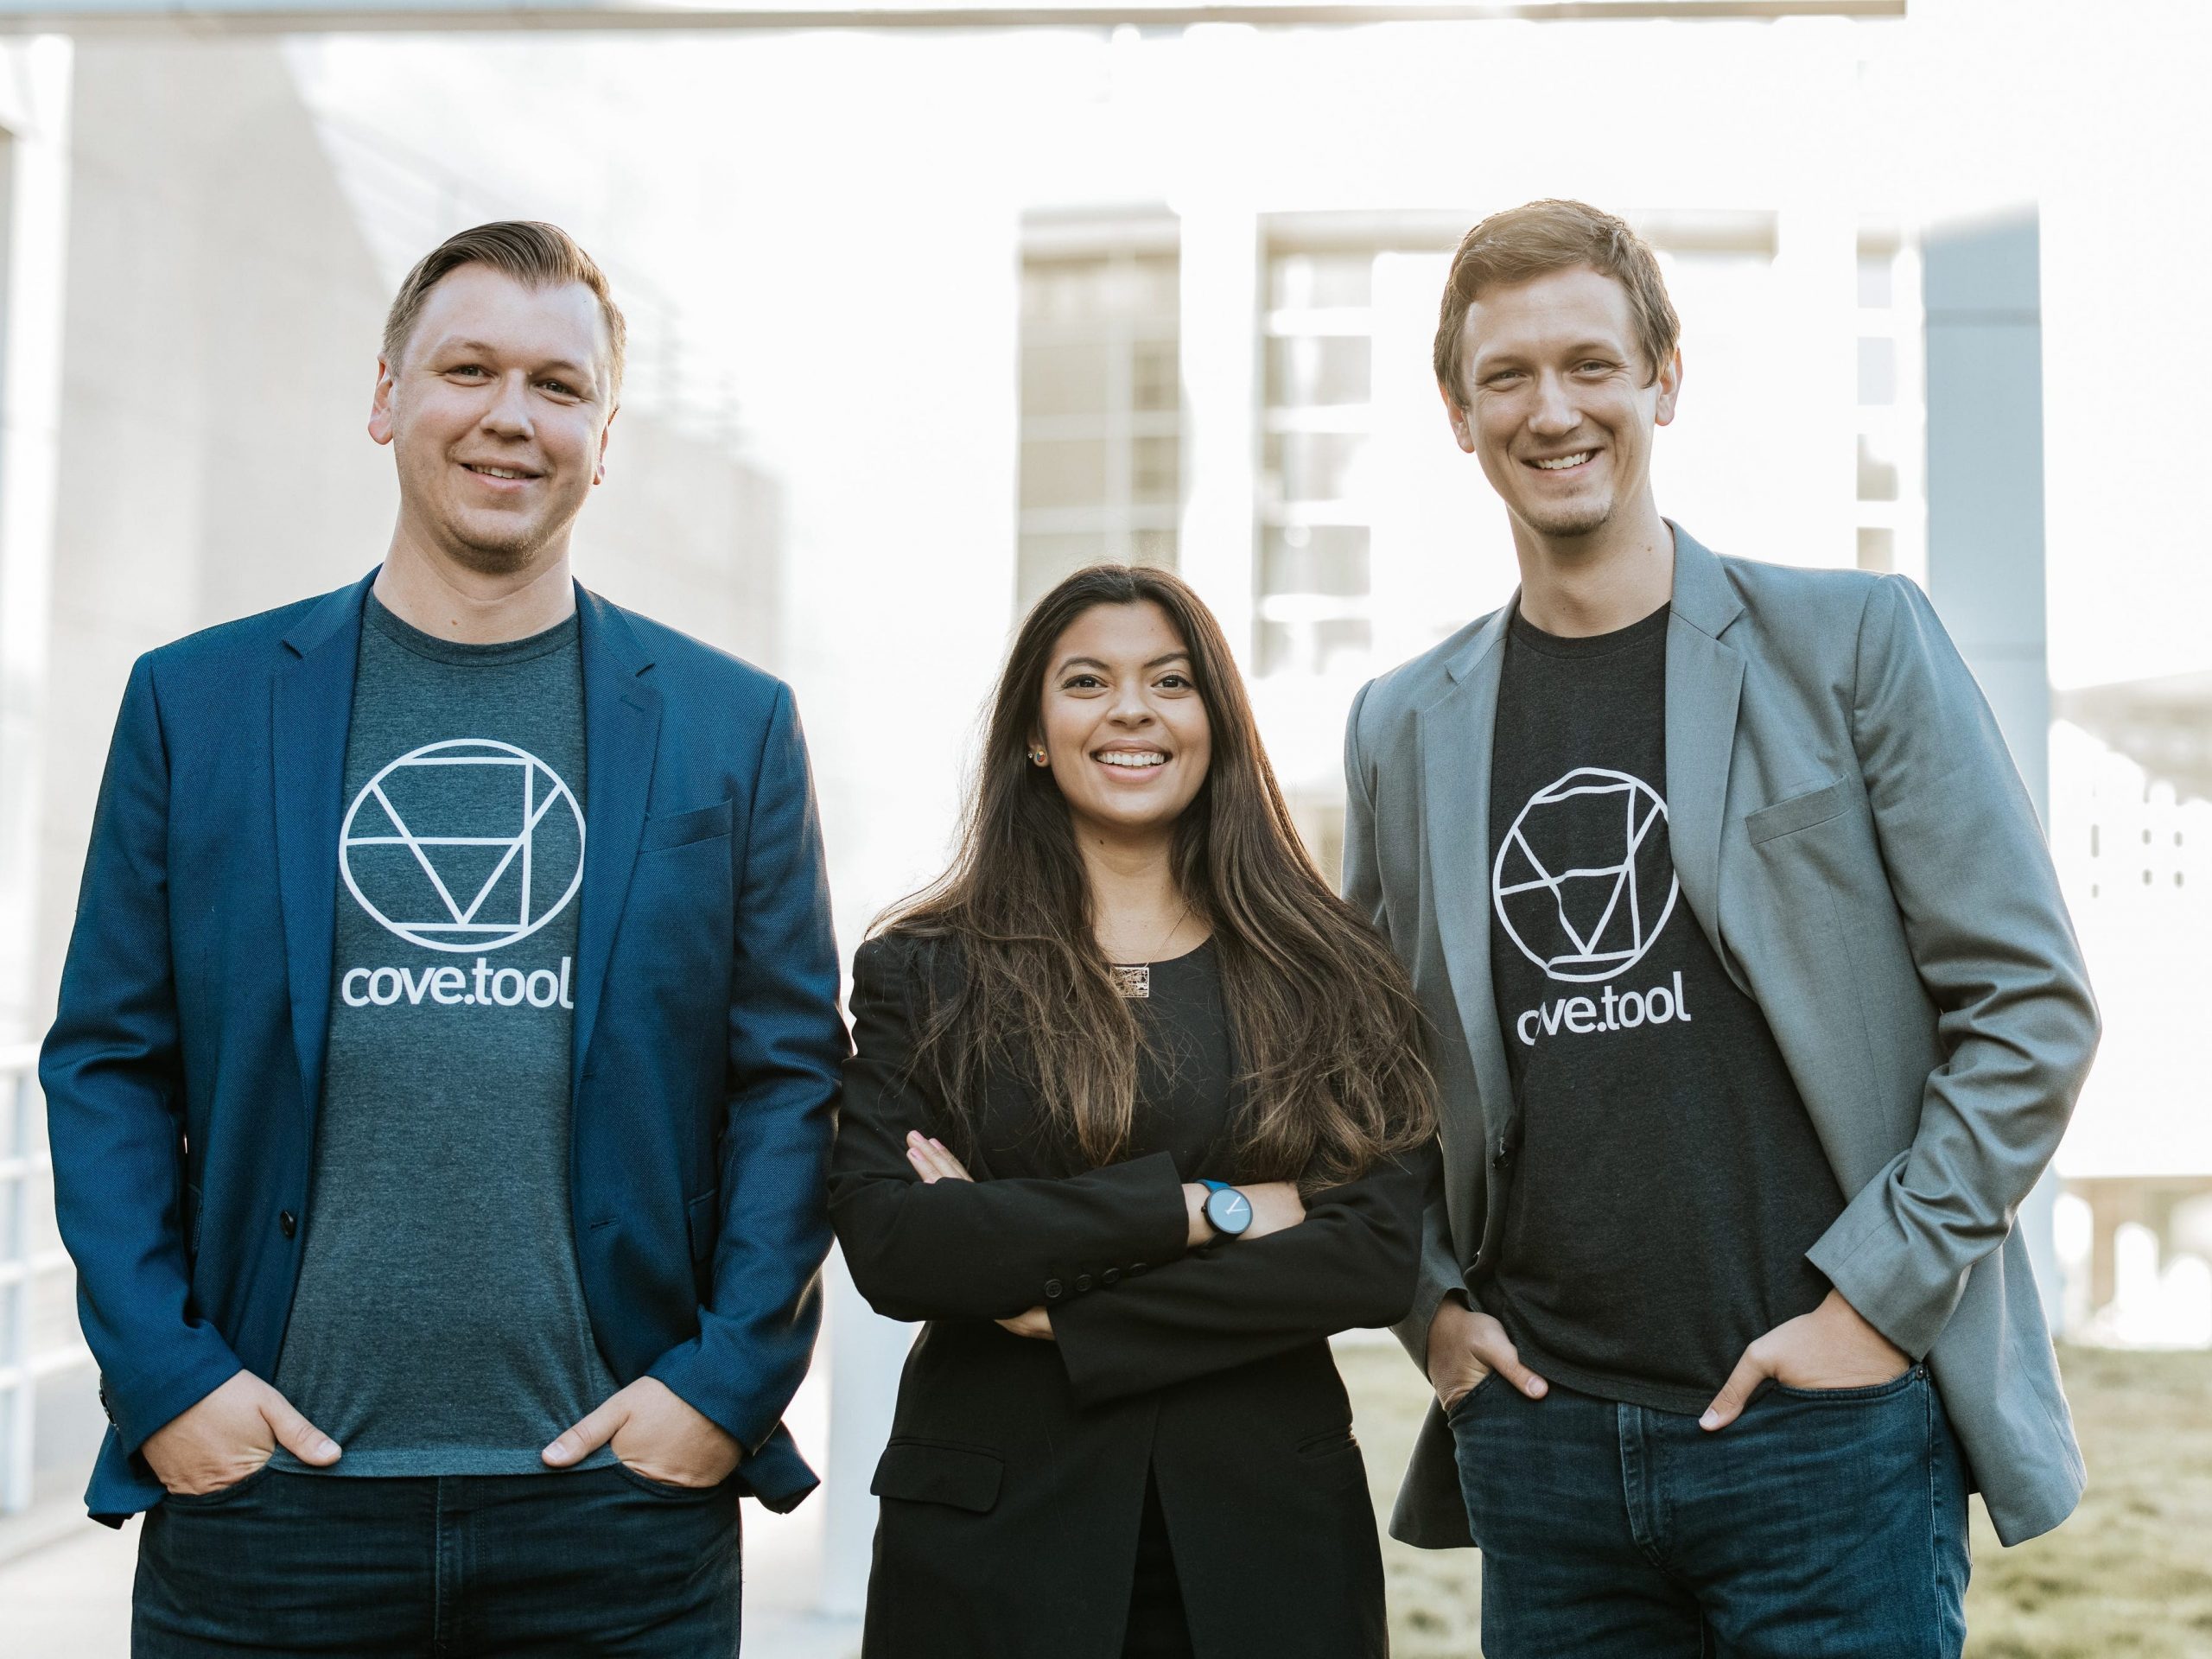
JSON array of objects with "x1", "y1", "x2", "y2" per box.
[
  {"x1": 1122, "y1": 1474, "x2": 1196, "y2": 1659},
  {"x1": 133, "y1": 1463, "x2": 741, "y2": 1656}
]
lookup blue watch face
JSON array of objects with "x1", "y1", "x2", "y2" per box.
[{"x1": 1205, "y1": 1186, "x2": 1253, "y2": 1236}]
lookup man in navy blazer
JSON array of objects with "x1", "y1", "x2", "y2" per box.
[{"x1": 41, "y1": 222, "x2": 846, "y2": 1653}]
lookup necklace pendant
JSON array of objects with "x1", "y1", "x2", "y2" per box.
[{"x1": 1110, "y1": 963, "x2": 1152, "y2": 1000}]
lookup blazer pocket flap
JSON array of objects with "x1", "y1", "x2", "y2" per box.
[
  {"x1": 685, "y1": 1190, "x2": 719, "y2": 1264},
  {"x1": 871, "y1": 1441, "x2": 1003, "y2": 1513},
  {"x1": 1746, "y1": 777, "x2": 1853, "y2": 846},
  {"x1": 641, "y1": 798, "x2": 734, "y2": 852}
]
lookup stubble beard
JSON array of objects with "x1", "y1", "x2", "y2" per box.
[
  {"x1": 440, "y1": 519, "x2": 549, "y2": 577},
  {"x1": 429, "y1": 480, "x2": 579, "y2": 577},
  {"x1": 1519, "y1": 488, "x2": 1616, "y2": 543}
]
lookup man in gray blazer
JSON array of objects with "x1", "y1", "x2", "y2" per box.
[{"x1": 1344, "y1": 199, "x2": 2097, "y2": 1656}]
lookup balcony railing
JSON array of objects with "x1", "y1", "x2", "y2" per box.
[{"x1": 0, "y1": 1041, "x2": 93, "y2": 1515}]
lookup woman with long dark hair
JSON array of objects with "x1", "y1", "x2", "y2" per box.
[{"x1": 830, "y1": 565, "x2": 1436, "y2": 1658}]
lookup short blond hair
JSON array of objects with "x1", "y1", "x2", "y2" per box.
[
  {"x1": 382, "y1": 220, "x2": 627, "y2": 395},
  {"x1": 1433, "y1": 199, "x2": 1679, "y2": 406}
]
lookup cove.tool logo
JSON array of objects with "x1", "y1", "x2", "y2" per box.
[
  {"x1": 1492, "y1": 766, "x2": 1678, "y2": 983},
  {"x1": 339, "y1": 739, "x2": 585, "y2": 953}
]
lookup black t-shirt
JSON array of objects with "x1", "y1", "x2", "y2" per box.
[{"x1": 1481, "y1": 602, "x2": 1845, "y2": 1414}]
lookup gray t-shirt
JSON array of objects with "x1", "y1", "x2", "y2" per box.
[{"x1": 273, "y1": 594, "x2": 620, "y2": 1476}]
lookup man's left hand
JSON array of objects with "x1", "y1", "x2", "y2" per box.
[
  {"x1": 1700, "y1": 1289, "x2": 1910, "y2": 1431},
  {"x1": 543, "y1": 1376, "x2": 743, "y2": 1487}
]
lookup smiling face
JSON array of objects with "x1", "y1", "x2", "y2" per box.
[
  {"x1": 1033, "y1": 600, "x2": 1213, "y2": 845},
  {"x1": 1442, "y1": 264, "x2": 1681, "y2": 546},
  {"x1": 369, "y1": 263, "x2": 615, "y2": 576}
]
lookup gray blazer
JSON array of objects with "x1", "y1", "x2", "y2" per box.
[{"x1": 1344, "y1": 526, "x2": 2099, "y2": 1548}]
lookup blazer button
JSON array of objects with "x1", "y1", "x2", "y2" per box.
[
  {"x1": 1044, "y1": 1279, "x2": 1065, "y2": 1300},
  {"x1": 1102, "y1": 1268, "x2": 1122, "y2": 1286},
  {"x1": 1075, "y1": 1274, "x2": 1094, "y2": 1293},
  {"x1": 279, "y1": 1210, "x2": 298, "y2": 1239},
  {"x1": 1491, "y1": 1137, "x2": 1513, "y2": 1169},
  {"x1": 1128, "y1": 1262, "x2": 1148, "y2": 1275}
]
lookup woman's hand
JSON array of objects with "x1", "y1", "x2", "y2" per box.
[
  {"x1": 1182, "y1": 1179, "x2": 1306, "y2": 1247},
  {"x1": 904, "y1": 1133, "x2": 1057, "y2": 1341},
  {"x1": 996, "y1": 1306, "x2": 1055, "y2": 1341},
  {"x1": 906, "y1": 1131, "x2": 973, "y2": 1183}
]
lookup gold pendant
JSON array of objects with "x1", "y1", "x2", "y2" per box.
[{"x1": 1110, "y1": 963, "x2": 1152, "y2": 999}]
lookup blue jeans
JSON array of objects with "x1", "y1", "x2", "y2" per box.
[
  {"x1": 1448, "y1": 1365, "x2": 1968, "y2": 1658},
  {"x1": 132, "y1": 1464, "x2": 741, "y2": 1656}
]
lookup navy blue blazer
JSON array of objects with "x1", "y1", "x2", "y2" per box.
[{"x1": 41, "y1": 571, "x2": 848, "y2": 1522}]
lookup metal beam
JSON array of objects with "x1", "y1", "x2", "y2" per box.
[{"x1": 0, "y1": 0, "x2": 1905, "y2": 36}]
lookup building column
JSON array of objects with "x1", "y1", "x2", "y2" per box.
[
  {"x1": 0, "y1": 37, "x2": 73, "y2": 1049},
  {"x1": 1922, "y1": 211, "x2": 2063, "y2": 1331},
  {"x1": 1175, "y1": 200, "x2": 1259, "y2": 665},
  {"x1": 1769, "y1": 24, "x2": 1859, "y2": 573}
]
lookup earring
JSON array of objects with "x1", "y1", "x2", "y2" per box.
[{"x1": 1028, "y1": 747, "x2": 1048, "y2": 766}]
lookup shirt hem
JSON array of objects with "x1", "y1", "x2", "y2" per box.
[{"x1": 1503, "y1": 1337, "x2": 1721, "y2": 1417}]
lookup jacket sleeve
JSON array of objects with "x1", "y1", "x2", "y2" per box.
[
  {"x1": 646, "y1": 683, "x2": 848, "y2": 1455},
  {"x1": 1049, "y1": 1149, "x2": 1427, "y2": 1407},
  {"x1": 1804, "y1": 575, "x2": 2101, "y2": 1360},
  {"x1": 828, "y1": 936, "x2": 1194, "y2": 1324},
  {"x1": 1343, "y1": 677, "x2": 1464, "y2": 1374},
  {"x1": 40, "y1": 656, "x2": 245, "y2": 1455}
]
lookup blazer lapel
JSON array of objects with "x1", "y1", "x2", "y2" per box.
[
  {"x1": 571, "y1": 587, "x2": 661, "y2": 1093},
  {"x1": 1417, "y1": 606, "x2": 1518, "y2": 1157},
  {"x1": 1663, "y1": 525, "x2": 1746, "y2": 965},
  {"x1": 273, "y1": 574, "x2": 374, "y2": 1128}
]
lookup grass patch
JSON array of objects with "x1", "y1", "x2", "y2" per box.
[{"x1": 1337, "y1": 1340, "x2": 2212, "y2": 1656}]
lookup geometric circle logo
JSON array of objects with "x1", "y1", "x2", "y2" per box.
[
  {"x1": 1492, "y1": 766, "x2": 1679, "y2": 983},
  {"x1": 339, "y1": 739, "x2": 586, "y2": 953}
]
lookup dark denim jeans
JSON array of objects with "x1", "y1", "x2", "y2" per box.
[
  {"x1": 1448, "y1": 1364, "x2": 1968, "y2": 1659},
  {"x1": 133, "y1": 1464, "x2": 741, "y2": 1656}
]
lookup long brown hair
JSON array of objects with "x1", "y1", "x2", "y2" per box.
[{"x1": 878, "y1": 564, "x2": 1434, "y2": 1190}]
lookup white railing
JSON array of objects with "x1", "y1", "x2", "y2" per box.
[{"x1": 0, "y1": 1040, "x2": 92, "y2": 1515}]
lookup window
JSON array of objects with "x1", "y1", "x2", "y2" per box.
[
  {"x1": 1015, "y1": 218, "x2": 1181, "y2": 612},
  {"x1": 1854, "y1": 227, "x2": 1925, "y2": 576},
  {"x1": 1857, "y1": 433, "x2": 1899, "y2": 502},
  {"x1": 1856, "y1": 251, "x2": 1895, "y2": 309},
  {"x1": 1856, "y1": 336, "x2": 1897, "y2": 406},
  {"x1": 1257, "y1": 248, "x2": 1378, "y2": 678},
  {"x1": 1287, "y1": 796, "x2": 1347, "y2": 893}
]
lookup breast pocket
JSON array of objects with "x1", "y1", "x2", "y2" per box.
[
  {"x1": 623, "y1": 799, "x2": 735, "y2": 1028},
  {"x1": 640, "y1": 798, "x2": 733, "y2": 853},
  {"x1": 1745, "y1": 777, "x2": 1855, "y2": 846}
]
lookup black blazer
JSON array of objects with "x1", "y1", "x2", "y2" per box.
[{"x1": 830, "y1": 932, "x2": 1425, "y2": 1659}]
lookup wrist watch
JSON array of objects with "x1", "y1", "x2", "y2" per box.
[{"x1": 1199, "y1": 1179, "x2": 1254, "y2": 1239}]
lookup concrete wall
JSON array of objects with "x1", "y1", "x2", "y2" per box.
[
  {"x1": 36, "y1": 41, "x2": 397, "y2": 1009},
  {"x1": 571, "y1": 413, "x2": 781, "y2": 674}
]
